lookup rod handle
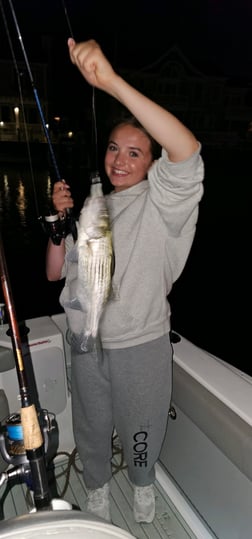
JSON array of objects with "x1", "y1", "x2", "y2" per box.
[{"x1": 20, "y1": 405, "x2": 43, "y2": 450}]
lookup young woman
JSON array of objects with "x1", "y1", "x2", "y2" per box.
[{"x1": 46, "y1": 38, "x2": 204, "y2": 524}]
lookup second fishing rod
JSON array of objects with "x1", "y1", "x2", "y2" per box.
[{"x1": 5, "y1": 0, "x2": 77, "y2": 244}]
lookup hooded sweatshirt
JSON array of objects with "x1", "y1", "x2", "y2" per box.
[{"x1": 59, "y1": 146, "x2": 204, "y2": 349}]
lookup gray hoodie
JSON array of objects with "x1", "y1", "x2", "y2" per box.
[{"x1": 60, "y1": 146, "x2": 204, "y2": 349}]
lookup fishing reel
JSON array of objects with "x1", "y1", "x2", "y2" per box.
[
  {"x1": 39, "y1": 209, "x2": 77, "y2": 245},
  {"x1": 39, "y1": 211, "x2": 67, "y2": 245},
  {"x1": 0, "y1": 409, "x2": 57, "y2": 489}
]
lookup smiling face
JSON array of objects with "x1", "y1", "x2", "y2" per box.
[{"x1": 104, "y1": 124, "x2": 154, "y2": 192}]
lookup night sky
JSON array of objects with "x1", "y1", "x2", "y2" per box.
[
  {"x1": 1, "y1": 0, "x2": 251, "y2": 131},
  {"x1": 1, "y1": 0, "x2": 251, "y2": 77}
]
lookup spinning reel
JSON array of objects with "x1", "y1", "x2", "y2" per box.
[
  {"x1": 39, "y1": 209, "x2": 77, "y2": 245},
  {"x1": 0, "y1": 409, "x2": 57, "y2": 490}
]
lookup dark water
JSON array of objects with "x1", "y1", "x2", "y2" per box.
[{"x1": 0, "y1": 146, "x2": 250, "y2": 374}]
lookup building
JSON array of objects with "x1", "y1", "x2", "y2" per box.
[
  {"x1": 104, "y1": 45, "x2": 252, "y2": 150},
  {"x1": 1, "y1": 45, "x2": 252, "y2": 151},
  {"x1": 0, "y1": 58, "x2": 48, "y2": 144}
]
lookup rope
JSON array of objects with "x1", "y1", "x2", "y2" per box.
[{"x1": 52, "y1": 434, "x2": 127, "y2": 498}]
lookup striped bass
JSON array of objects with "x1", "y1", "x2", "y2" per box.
[{"x1": 76, "y1": 179, "x2": 114, "y2": 346}]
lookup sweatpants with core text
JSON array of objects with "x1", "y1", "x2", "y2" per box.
[{"x1": 71, "y1": 333, "x2": 173, "y2": 489}]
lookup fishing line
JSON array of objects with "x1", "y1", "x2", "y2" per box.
[
  {"x1": 61, "y1": 0, "x2": 74, "y2": 40},
  {"x1": 62, "y1": 0, "x2": 100, "y2": 177},
  {"x1": 91, "y1": 86, "x2": 99, "y2": 174},
  {"x1": 0, "y1": 0, "x2": 40, "y2": 219}
]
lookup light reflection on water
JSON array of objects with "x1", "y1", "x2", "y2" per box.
[
  {"x1": 3, "y1": 174, "x2": 9, "y2": 197},
  {"x1": 0, "y1": 166, "x2": 52, "y2": 235},
  {"x1": 16, "y1": 180, "x2": 27, "y2": 226},
  {"x1": 0, "y1": 174, "x2": 11, "y2": 215},
  {"x1": 46, "y1": 175, "x2": 52, "y2": 199}
]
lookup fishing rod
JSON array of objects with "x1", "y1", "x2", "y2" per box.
[
  {"x1": 4, "y1": 0, "x2": 77, "y2": 243},
  {"x1": 0, "y1": 232, "x2": 51, "y2": 510}
]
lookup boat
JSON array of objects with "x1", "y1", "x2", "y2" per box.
[
  {"x1": 0, "y1": 0, "x2": 250, "y2": 535},
  {"x1": 0, "y1": 312, "x2": 251, "y2": 539}
]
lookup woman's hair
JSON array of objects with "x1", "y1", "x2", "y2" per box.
[{"x1": 109, "y1": 115, "x2": 161, "y2": 161}]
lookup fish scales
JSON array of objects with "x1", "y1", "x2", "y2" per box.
[{"x1": 76, "y1": 181, "x2": 113, "y2": 343}]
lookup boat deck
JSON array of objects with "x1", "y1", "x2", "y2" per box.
[
  {"x1": 0, "y1": 360, "x2": 216, "y2": 538},
  {"x1": 0, "y1": 447, "x2": 199, "y2": 539}
]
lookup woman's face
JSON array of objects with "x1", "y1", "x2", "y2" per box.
[{"x1": 104, "y1": 124, "x2": 153, "y2": 192}]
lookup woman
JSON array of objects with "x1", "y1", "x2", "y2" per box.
[{"x1": 46, "y1": 38, "x2": 204, "y2": 524}]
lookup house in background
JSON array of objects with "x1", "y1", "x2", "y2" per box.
[
  {"x1": 104, "y1": 45, "x2": 252, "y2": 150},
  {"x1": 1, "y1": 44, "x2": 252, "y2": 151}
]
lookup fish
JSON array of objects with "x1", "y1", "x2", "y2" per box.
[{"x1": 76, "y1": 176, "x2": 114, "y2": 348}]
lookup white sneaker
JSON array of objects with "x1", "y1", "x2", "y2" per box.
[
  {"x1": 86, "y1": 482, "x2": 111, "y2": 522},
  {"x1": 133, "y1": 484, "x2": 155, "y2": 523}
]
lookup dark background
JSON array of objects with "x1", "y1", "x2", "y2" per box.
[{"x1": 1, "y1": 1, "x2": 252, "y2": 94}]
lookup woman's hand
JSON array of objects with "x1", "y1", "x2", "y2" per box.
[
  {"x1": 52, "y1": 180, "x2": 74, "y2": 213},
  {"x1": 68, "y1": 38, "x2": 117, "y2": 93}
]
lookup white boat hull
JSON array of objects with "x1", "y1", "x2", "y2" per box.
[{"x1": 159, "y1": 335, "x2": 252, "y2": 539}]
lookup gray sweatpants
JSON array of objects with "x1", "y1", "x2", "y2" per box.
[{"x1": 71, "y1": 333, "x2": 173, "y2": 489}]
